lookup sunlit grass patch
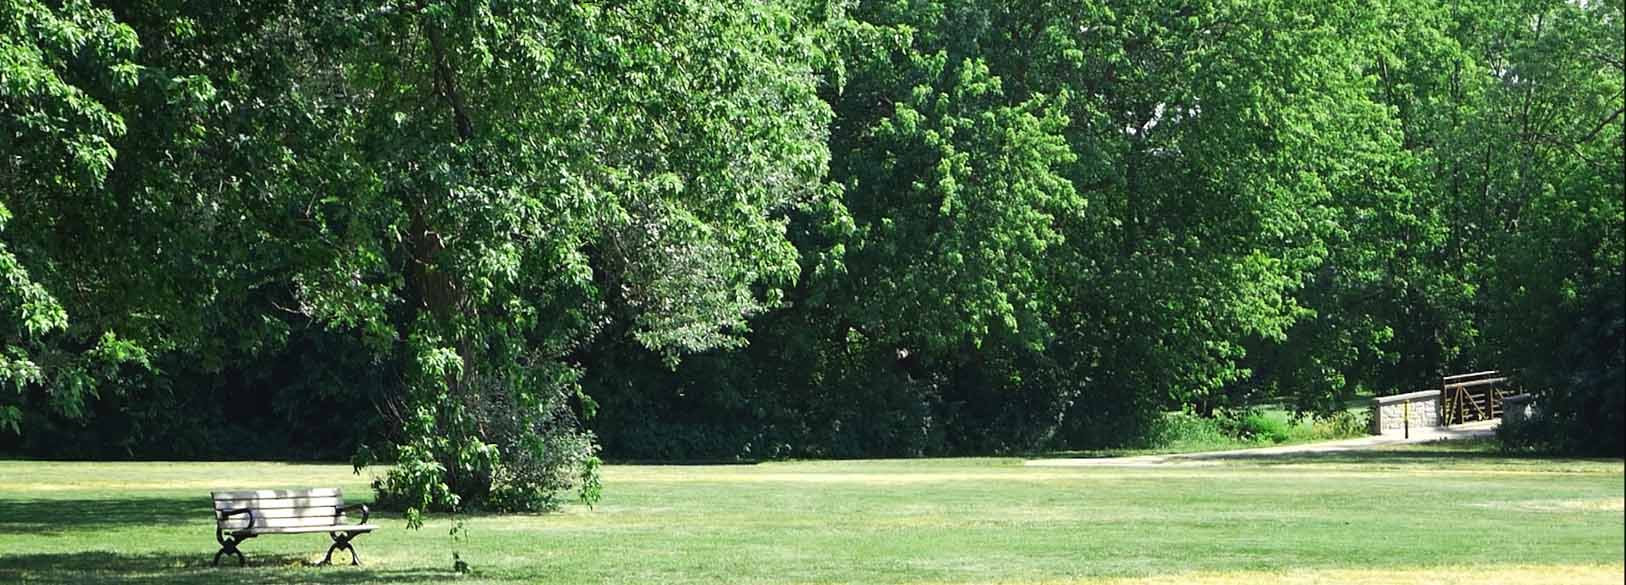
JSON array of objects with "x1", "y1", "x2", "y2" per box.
[
  {"x1": 1466, "y1": 497, "x2": 1626, "y2": 512},
  {"x1": 1, "y1": 449, "x2": 1621, "y2": 585},
  {"x1": 1069, "y1": 564, "x2": 1626, "y2": 585}
]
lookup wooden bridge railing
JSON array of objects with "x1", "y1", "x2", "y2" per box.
[{"x1": 1441, "y1": 370, "x2": 1515, "y2": 425}]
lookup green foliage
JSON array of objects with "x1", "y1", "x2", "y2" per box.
[
  {"x1": 586, "y1": 0, "x2": 1622, "y2": 460},
  {"x1": 2, "y1": 0, "x2": 1619, "y2": 477},
  {"x1": 1139, "y1": 408, "x2": 1371, "y2": 452},
  {"x1": 6, "y1": 0, "x2": 834, "y2": 517},
  {"x1": 1148, "y1": 412, "x2": 1234, "y2": 450},
  {"x1": 1223, "y1": 411, "x2": 1294, "y2": 445},
  {"x1": 1, "y1": 0, "x2": 146, "y2": 434},
  {"x1": 1468, "y1": 0, "x2": 1623, "y2": 456},
  {"x1": 1309, "y1": 409, "x2": 1372, "y2": 442},
  {"x1": 264, "y1": 0, "x2": 834, "y2": 516},
  {"x1": 1497, "y1": 277, "x2": 1624, "y2": 456}
]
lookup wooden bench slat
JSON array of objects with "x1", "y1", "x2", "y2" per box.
[
  {"x1": 220, "y1": 515, "x2": 351, "y2": 530},
  {"x1": 216, "y1": 506, "x2": 339, "y2": 521},
  {"x1": 213, "y1": 496, "x2": 344, "y2": 511},
  {"x1": 231, "y1": 524, "x2": 377, "y2": 535},
  {"x1": 211, "y1": 488, "x2": 341, "y2": 500}
]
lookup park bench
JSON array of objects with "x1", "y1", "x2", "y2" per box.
[{"x1": 211, "y1": 487, "x2": 376, "y2": 567}]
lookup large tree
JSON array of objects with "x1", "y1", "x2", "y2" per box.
[
  {"x1": 320, "y1": 0, "x2": 833, "y2": 518},
  {"x1": 1, "y1": 0, "x2": 159, "y2": 435},
  {"x1": 4, "y1": 0, "x2": 836, "y2": 517}
]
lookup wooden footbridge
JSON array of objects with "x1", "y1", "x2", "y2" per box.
[{"x1": 1440, "y1": 370, "x2": 1517, "y2": 425}]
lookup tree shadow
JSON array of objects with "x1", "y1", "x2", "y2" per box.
[
  {"x1": 0, "y1": 496, "x2": 206, "y2": 536},
  {"x1": 0, "y1": 551, "x2": 454, "y2": 584},
  {"x1": 0, "y1": 496, "x2": 443, "y2": 584}
]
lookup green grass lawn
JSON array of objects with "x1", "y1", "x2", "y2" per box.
[{"x1": 1, "y1": 443, "x2": 1622, "y2": 584}]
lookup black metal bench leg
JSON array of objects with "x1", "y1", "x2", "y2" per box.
[
  {"x1": 320, "y1": 536, "x2": 341, "y2": 565},
  {"x1": 322, "y1": 532, "x2": 360, "y2": 566},
  {"x1": 213, "y1": 536, "x2": 246, "y2": 567}
]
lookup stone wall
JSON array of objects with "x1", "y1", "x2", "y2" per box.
[{"x1": 1370, "y1": 390, "x2": 1442, "y2": 435}]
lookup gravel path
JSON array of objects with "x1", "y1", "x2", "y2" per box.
[{"x1": 1026, "y1": 419, "x2": 1501, "y2": 467}]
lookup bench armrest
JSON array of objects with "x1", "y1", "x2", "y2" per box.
[
  {"x1": 216, "y1": 508, "x2": 255, "y2": 543},
  {"x1": 219, "y1": 508, "x2": 255, "y2": 529},
  {"x1": 338, "y1": 503, "x2": 369, "y2": 526}
]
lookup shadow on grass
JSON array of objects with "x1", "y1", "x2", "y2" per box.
[
  {"x1": 0, "y1": 495, "x2": 392, "y2": 535},
  {"x1": 0, "y1": 551, "x2": 453, "y2": 584},
  {"x1": 0, "y1": 498, "x2": 443, "y2": 584},
  {"x1": 0, "y1": 496, "x2": 208, "y2": 535}
]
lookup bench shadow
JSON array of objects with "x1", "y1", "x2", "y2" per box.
[
  {"x1": 0, "y1": 495, "x2": 392, "y2": 535},
  {"x1": 0, "y1": 551, "x2": 454, "y2": 584},
  {"x1": 0, "y1": 497, "x2": 445, "y2": 583}
]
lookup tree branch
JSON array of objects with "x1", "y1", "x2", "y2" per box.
[
  {"x1": 425, "y1": 20, "x2": 474, "y2": 142},
  {"x1": 1576, "y1": 105, "x2": 1625, "y2": 145}
]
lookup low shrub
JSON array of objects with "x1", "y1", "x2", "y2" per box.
[
  {"x1": 1232, "y1": 411, "x2": 1294, "y2": 443},
  {"x1": 1127, "y1": 407, "x2": 1371, "y2": 455},
  {"x1": 369, "y1": 372, "x2": 602, "y2": 519},
  {"x1": 1495, "y1": 413, "x2": 1553, "y2": 454},
  {"x1": 1309, "y1": 409, "x2": 1370, "y2": 441},
  {"x1": 1150, "y1": 411, "x2": 1232, "y2": 448}
]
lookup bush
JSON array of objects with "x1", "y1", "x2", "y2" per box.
[
  {"x1": 1150, "y1": 412, "x2": 1232, "y2": 448},
  {"x1": 1497, "y1": 273, "x2": 1624, "y2": 456},
  {"x1": 1240, "y1": 411, "x2": 1294, "y2": 443},
  {"x1": 1309, "y1": 409, "x2": 1371, "y2": 441},
  {"x1": 1495, "y1": 412, "x2": 1554, "y2": 454},
  {"x1": 1213, "y1": 409, "x2": 1293, "y2": 444},
  {"x1": 371, "y1": 370, "x2": 601, "y2": 518}
]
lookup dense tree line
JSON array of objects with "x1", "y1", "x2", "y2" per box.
[
  {"x1": 3, "y1": 0, "x2": 1621, "y2": 514},
  {"x1": 585, "y1": 0, "x2": 1623, "y2": 460}
]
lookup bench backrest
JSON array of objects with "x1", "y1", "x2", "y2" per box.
[{"x1": 212, "y1": 488, "x2": 348, "y2": 530}]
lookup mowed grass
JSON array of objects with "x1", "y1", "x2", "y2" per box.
[{"x1": 0, "y1": 444, "x2": 1622, "y2": 584}]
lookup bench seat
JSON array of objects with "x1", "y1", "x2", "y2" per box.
[
  {"x1": 210, "y1": 487, "x2": 374, "y2": 567},
  {"x1": 228, "y1": 524, "x2": 379, "y2": 536}
]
